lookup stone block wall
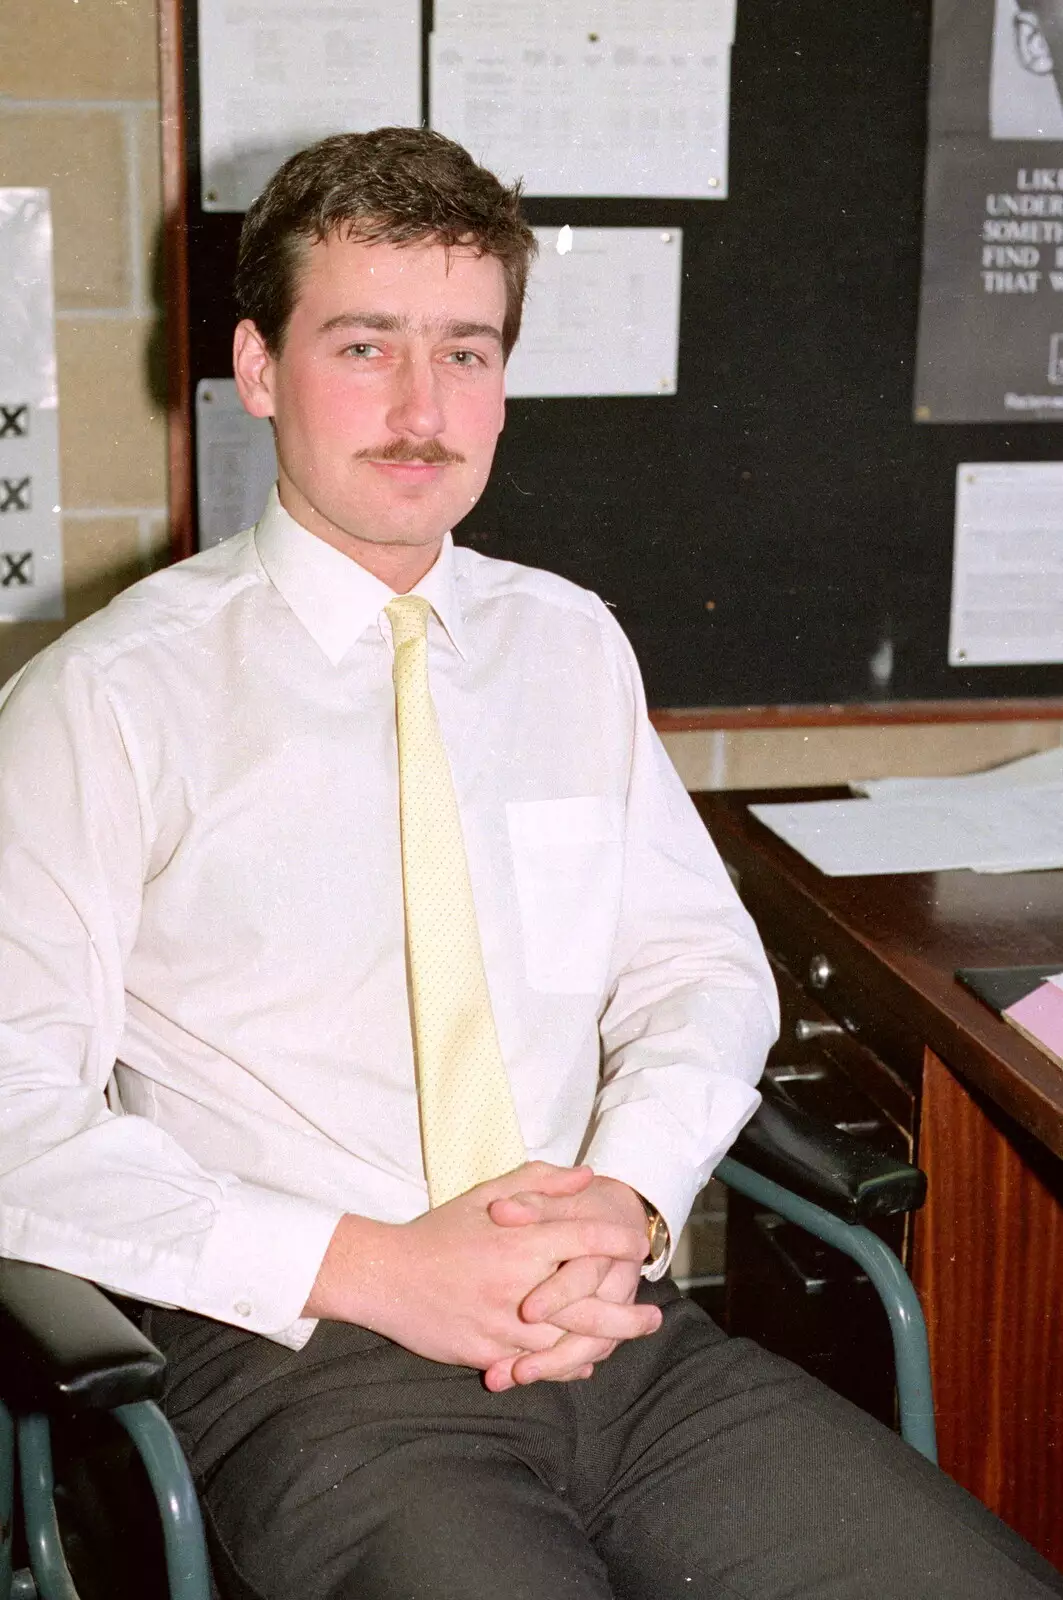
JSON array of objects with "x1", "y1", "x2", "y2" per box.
[{"x1": 0, "y1": 0, "x2": 169, "y2": 683}]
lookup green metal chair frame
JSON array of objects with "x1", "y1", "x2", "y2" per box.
[
  {"x1": 1, "y1": 1400, "x2": 210, "y2": 1600},
  {"x1": 716, "y1": 1157, "x2": 937, "y2": 1464},
  {"x1": 0, "y1": 1083, "x2": 936, "y2": 1599}
]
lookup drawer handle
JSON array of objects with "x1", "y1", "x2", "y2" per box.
[
  {"x1": 754, "y1": 1213, "x2": 868, "y2": 1293},
  {"x1": 808, "y1": 954, "x2": 835, "y2": 989},
  {"x1": 765, "y1": 1063, "x2": 828, "y2": 1084},
  {"x1": 794, "y1": 1019, "x2": 844, "y2": 1042}
]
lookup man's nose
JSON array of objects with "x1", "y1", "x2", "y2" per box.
[{"x1": 386, "y1": 355, "x2": 445, "y2": 438}]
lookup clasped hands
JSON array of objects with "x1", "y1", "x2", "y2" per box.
[
  {"x1": 482, "y1": 1161, "x2": 661, "y2": 1391},
  {"x1": 308, "y1": 1162, "x2": 662, "y2": 1389}
]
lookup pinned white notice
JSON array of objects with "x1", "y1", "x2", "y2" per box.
[
  {"x1": 949, "y1": 462, "x2": 1063, "y2": 666},
  {"x1": 0, "y1": 190, "x2": 62, "y2": 622},
  {"x1": 195, "y1": 380, "x2": 277, "y2": 548},
  {"x1": 198, "y1": 0, "x2": 421, "y2": 212},
  {"x1": 430, "y1": 31, "x2": 731, "y2": 198},
  {"x1": 506, "y1": 227, "x2": 682, "y2": 397},
  {"x1": 434, "y1": 0, "x2": 735, "y2": 28}
]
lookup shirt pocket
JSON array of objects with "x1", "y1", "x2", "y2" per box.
[{"x1": 506, "y1": 797, "x2": 625, "y2": 995}]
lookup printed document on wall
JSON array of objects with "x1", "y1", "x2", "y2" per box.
[
  {"x1": 430, "y1": 31, "x2": 731, "y2": 198},
  {"x1": 198, "y1": 0, "x2": 420, "y2": 212},
  {"x1": 195, "y1": 380, "x2": 277, "y2": 548},
  {"x1": 434, "y1": 0, "x2": 736, "y2": 31},
  {"x1": 949, "y1": 462, "x2": 1063, "y2": 665},
  {"x1": 0, "y1": 190, "x2": 63, "y2": 622},
  {"x1": 505, "y1": 227, "x2": 682, "y2": 397}
]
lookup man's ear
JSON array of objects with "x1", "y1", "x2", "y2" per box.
[{"x1": 233, "y1": 320, "x2": 276, "y2": 419}]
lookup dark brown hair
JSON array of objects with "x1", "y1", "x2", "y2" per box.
[{"x1": 234, "y1": 127, "x2": 538, "y2": 358}]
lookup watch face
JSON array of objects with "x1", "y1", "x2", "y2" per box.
[{"x1": 647, "y1": 1210, "x2": 669, "y2": 1264}]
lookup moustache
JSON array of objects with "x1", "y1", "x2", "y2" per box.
[{"x1": 354, "y1": 440, "x2": 465, "y2": 465}]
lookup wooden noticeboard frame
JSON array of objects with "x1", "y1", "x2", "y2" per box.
[
  {"x1": 159, "y1": 0, "x2": 192, "y2": 568},
  {"x1": 155, "y1": 0, "x2": 1063, "y2": 731}
]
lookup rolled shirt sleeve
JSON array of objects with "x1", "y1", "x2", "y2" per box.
[{"x1": 0, "y1": 649, "x2": 341, "y2": 1349}]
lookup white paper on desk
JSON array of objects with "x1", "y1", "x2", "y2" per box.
[
  {"x1": 974, "y1": 858, "x2": 1063, "y2": 874},
  {"x1": 430, "y1": 32, "x2": 730, "y2": 198},
  {"x1": 0, "y1": 190, "x2": 63, "y2": 622},
  {"x1": 967, "y1": 784, "x2": 1063, "y2": 872},
  {"x1": 852, "y1": 746, "x2": 1063, "y2": 800},
  {"x1": 198, "y1": 0, "x2": 420, "y2": 212},
  {"x1": 750, "y1": 788, "x2": 1063, "y2": 877},
  {"x1": 505, "y1": 228, "x2": 681, "y2": 397},
  {"x1": 434, "y1": 0, "x2": 736, "y2": 37},
  {"x1": 948, "y1": 463, "x2": 1063, "y2": 667},
  {"x1": 195, "y1": 380, "x2": 277, "y2": 549}
]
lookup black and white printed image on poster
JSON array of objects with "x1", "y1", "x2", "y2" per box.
[
  {"x1": 0, "y1": 189, "x2": 63, "y2": 620},
  {"x1": 991, "y1": 1, "x2": 1063, "y2": 138},
  {"x1": 915, "y1": 0, "x2": 1063, "y2": 421}
]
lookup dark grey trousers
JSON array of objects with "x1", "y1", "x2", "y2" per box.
[{"x1": 147, "y1": 1280, "x2": 1063, "y2": 1600}]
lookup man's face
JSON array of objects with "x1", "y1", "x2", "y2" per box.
[{"x1": 233, "y1": 232, "x2": 508, "y2": 577}]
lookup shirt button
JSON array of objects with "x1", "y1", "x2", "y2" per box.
[{"x1": 234, "y1": 1300, "x2": 252, "y2": 1318}]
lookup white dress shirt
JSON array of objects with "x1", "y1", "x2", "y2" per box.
[{"x1": 0, "y1": 491, "x2": 778, "y2": 1349}]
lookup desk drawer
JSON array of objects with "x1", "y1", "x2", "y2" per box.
[
  {"x1": 766, "y1": 958, "x2": 915, "y2": 1154},
  {"x1": 724, "y1": 961, "x2": 916, "y2": 1431},
  {"x1": 735, "y1": 880, "x2": 927, "y2": 1097}
]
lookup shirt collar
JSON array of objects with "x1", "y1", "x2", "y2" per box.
[{"x1": 253, "y1": 487, "x2": 468, "y2": 666}]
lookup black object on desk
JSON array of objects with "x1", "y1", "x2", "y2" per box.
[{"x1": 956, "y1": 965, "x2": 1063, "y2": 1016}]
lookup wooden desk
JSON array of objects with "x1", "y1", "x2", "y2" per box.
[{"x1": 694, "y1": 790, "x2": 1063, "y2": 1567}]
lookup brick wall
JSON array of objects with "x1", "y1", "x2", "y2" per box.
[{"x1": 0, "y1": 0, "x2": 169, "y2": 683}]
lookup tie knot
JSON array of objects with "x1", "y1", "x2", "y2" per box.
[{"x1": 386, "y1": 595, "x2": 432, "y2": 650}]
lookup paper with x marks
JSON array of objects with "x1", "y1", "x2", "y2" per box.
[{"x1": 0, "y1": 189, "x2": 63, "y2": 623}]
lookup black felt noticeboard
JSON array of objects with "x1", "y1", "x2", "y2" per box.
[{"x1": 178, "y1": 0, "x2": 1063, "y2": 713}]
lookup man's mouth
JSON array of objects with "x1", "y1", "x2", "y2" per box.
[{"x1": 365, "y1": 459, "x2": 448, "y2": 485}]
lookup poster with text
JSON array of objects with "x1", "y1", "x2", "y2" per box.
[{"x1": 915, "y1": 0, "x2": 1063, "y2": 421}]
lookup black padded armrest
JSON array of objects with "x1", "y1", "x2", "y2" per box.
[
  {"x1": 730, "y1": 1078, "x2": 927, "y2": 1225},
  {"x1": 0, "y1": 1258, "x2": 166, "y2": 1413}
]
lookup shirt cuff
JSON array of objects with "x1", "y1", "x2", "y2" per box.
[
  {"x1": 584, "y1": 1085, "x2": 761, "y2": 1281},
  {"x1": 183, "y1": 1180, "x2": 345, "y2": 1350}
]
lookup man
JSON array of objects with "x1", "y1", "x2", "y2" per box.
[{"x1": 0, "y1": 128, "x2": 1059, "y2": 1599}]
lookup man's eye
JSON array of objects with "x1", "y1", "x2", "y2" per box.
[
  {"x1": 446, "y1": 349, "x2": 484, "y2": 366},
  {"x1": 344, "y1": 343, "x2": 381, "y2": 358}
]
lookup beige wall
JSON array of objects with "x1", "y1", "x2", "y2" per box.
[
  {"x1": 0, "y1": 0, "x2": 169, "y2": 685},
  {"x1": 661, "y1": 719, "x2": 1062, "y2": 793},
  {"x1": 3, "y1": 0, "x2": 1059, "y2": 781}
]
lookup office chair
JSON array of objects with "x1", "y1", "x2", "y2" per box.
[{"x1": 0, "y1": 1085, "x2": 935, "y2": 1600}]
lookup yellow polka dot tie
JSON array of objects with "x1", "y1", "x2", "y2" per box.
[{"x1": 386, "y1": 595, "x2": 526, "y2": 1207}]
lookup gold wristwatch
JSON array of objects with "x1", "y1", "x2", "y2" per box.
[{"x1": 637, "y1": 1193, "x2": 670, "y2": 1266}]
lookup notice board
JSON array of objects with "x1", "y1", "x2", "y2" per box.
[{"x1": 162, "y1": 0, "x2": 1063, "y2": 721}]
